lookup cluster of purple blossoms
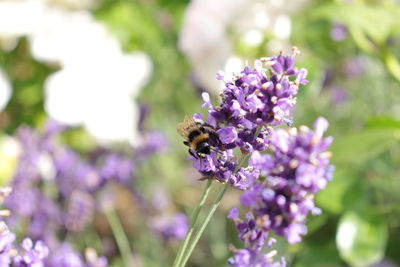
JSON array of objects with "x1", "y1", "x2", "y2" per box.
[
  {"x1": 0, "y1": 187, "x2": 49, "y2": 266},
  {"x1": 13, "y1": 238, "x2": 49, "y2": 267},
  {"x1": 185, "y1": 49, "x2": 334, "y2": 266},
  {"x1": 241, "y1": 118, "x2": 333, "y2": 244},
  {"x1": 5, "y1": 116, "x2": 178, "y2": 266},
  {"x1": 226, "y1": 208, "x2": 284, "y2": 267},
  {"x1": 189, "y1": 48, "x2": 308, "y2": 190},
  {"x1": 48, "y1": 244, "x2": 108, "y2": 267}
]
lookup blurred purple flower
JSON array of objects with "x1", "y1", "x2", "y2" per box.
[
  {"x1": 136, "y1": 131, "x2": 168, "y2": 161},
  {"x1": 0, "y1": 231, "x2": 15, "y2": 266},
  {"x1": 48, "y1": 243, "x2": 85, "y2": 267},
  {"x1": 64, "y1": 191, "x2": 95, "y2": 232},
  {"x1": 5, "y1": 119, "x2": 166, "y2": 265},
  {"x1": 152, "y1": 213, "x2": 188, "y2": 241},
  {"x1": 330, "y1": 23, "x2": 348, "y2": 42},
  {"x1": 99, "y1": 154, "x2": 135, "y2": 184},
  {"x1": 14, "y1": 238, "x2": 49, "y2": 267},
  {"x1": 330, "y1": 86, "x2": 348, "y2": 106},
  {"x1": 0, "y1": 186, "x2": 49, "y2": 267},
  {"x1": 342, "y1": 57, "x2": 365, "y2": 78}
]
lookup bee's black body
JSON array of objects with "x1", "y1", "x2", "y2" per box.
[{"x1": 177, "y1": 116, "x2": 219, "y2": 158}]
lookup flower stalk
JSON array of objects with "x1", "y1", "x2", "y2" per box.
[
  {"x1": 105, "y1": 208, "x2": 132, "y2": 267},
  {"x1": 177, "y1": 149, "x2": 254, "y2": 267},
  {"x1": 173, "y1": 179, "x2": 213, "y2": 267},
  {"x1": 179, "y1": 183, "x2": 228, "y2": 267}
]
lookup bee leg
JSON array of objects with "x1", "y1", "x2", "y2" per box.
[
  {"x1": 208, "y1": 131, "x2": 220, "y2": 146},
  {"x1": 183, "y1": 141, "x2": 190, "y2": 146},
  {"x1": 199, "y1": 176, "x2": 212, "y2": 181},
  {"x1": 188, "y1": 149, "x2": 198, "y2": 159},
  {"x1": 209, "y1": 131, "x2": 218, "y2": 139},
  {"x1": 210, "y1": 147, "x2": 223, "y2": 155}
]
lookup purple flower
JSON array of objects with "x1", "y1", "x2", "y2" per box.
[
  {"x1": 0, "y1": 186, "x2": 49, "y2": 267},
  {"x1": 227, "y1": 208, "x2": 286, "y2": 267},
  {"x1": 187, "y1": 49, "x2": 308, "y2": 190},
  {"x1": 228, "y1": 207, "x2": 239, "y2": 219},
  {"x1": 330, "y1": 23, "x2": 348, "y2": 42},
  {"x1": 233, "y1": 213, "x2": 266, "y2": 250},
  {"x1": 136, "y1": 131, "x2": 169, "y2": 161},
  {"x1": 99, "y1": 154, "x2": 135, "y2": 184},
  {"x1": 217, "y1": 127, "x2": 238, "y2": 145},
  {"x1": 342, "y1": 57, "x2": 365, "y2": 78},
  {"x1": 64, "y1": 191, "x2": 95, "y2": 232},
  {"x1": 48, "y1": 243, "x2": 85, "y2": 267},
  {"x1": 0, "y1": 231, "x2": 15, "y2": 266},
  {"x1": 330, "y1": 86, "x2": 348, "y2": 106},
  {"x1": 14, "y1": 238, "x2": 49, "y2": 267},
  {"x1": 152, "y1": 213, "x2": 188, "y2": 241},
  {"x1": 228, "y1": 247, "x2": 285, "y2": 267},
  {"x1": 5, "y1": 120, "x2": 165, "y2": 266},
  {"x1": 236, "y1": 118, "x2": 333, "y2": 244}
]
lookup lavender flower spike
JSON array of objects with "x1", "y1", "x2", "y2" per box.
[
  {"x1": 237, "y1": 117, "x2": 334, "y2": 244},
  {"x1": 228, "y1": 248, "x2": 285, "y2": 267},
  {"x1": 14, "y1": 238, "x2": 49, "y2": 267},
  {"x1": 187, "y1": 49, "x2": 307, "y2": 190}
]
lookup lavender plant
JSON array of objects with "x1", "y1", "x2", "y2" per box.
[
  {"x1": 173, "y1": 48, "x2": 334, "y2": 267},
  {"x1": 5, "y1": 117, "x2": 183, "y2": 266},
  {"x1": 0, "y1": 187, "x2": 49, "y2": 266}
]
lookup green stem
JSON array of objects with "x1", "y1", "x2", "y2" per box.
[
  {"x1": 179, "y1": 183, "x2": 229, "y2": 267},
  {"x1": 172, "y1": 179, "x2": 213, "y2": 267},
  {"x1": 105, "y1": 208, "x2": 132, "y2": 267}
]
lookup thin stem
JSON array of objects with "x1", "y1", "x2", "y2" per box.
[
  {"x1": 179, "y1": 183, "x2": 229, "y2": 267},
  {"x1": 105, "y1": 208, "x2": 132, "y2": 267},
  {"x1": 172, "y1": 179, "x2": 213, "y2": 267}
]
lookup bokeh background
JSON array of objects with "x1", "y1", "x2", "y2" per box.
[{"x1": 0, "y1": 0, "x2": 400, "y2": 266}]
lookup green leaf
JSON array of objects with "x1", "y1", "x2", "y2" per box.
[
  {"x1": 306, "y1": 212, "x2": 328, "y2": 234},
  {"x1": 293, "y1": 242, "x2": 341, "y2": 267},
  {"x1": 366, "y1": 116, "x2": 400, "y2": 129},
  {"x1": 336, "y1": 212, "x2": 388, "y2": 267},
  {"x1": 330, "y1": 129, "x2": 398, "y2": 165},
  {"x1": 313, "y1": 3, "x2": 400, "y2": 44},
  {"x1": 316, "y1": 169, "x2": 359, "y2": 214},
  {"x1": 383, "y1": 51, "x2": 400, "y2": 84}
]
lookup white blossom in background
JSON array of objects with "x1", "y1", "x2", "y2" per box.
[
  {"x1": 179, "y1": 0, "x2": 307, "y2": 93},
  {"x1": 0, "y1": 0, "x2": 153, "y2": 146},
  {"x1": 0, "y1": 69, "x2": 12, "y2": 111},
  {"x1": 45, "y1": 51, "x2": 152, "y2": 145},
  {"x1": 0, "y1": 0, "x2": 43, "y2": 51},
  {"x1": 29, "y1": 9, "x2": 120, "y2": 66}
]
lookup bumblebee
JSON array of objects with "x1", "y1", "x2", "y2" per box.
[{"x1": 177, "y1": 116, "x2": 217, "y2": 158}]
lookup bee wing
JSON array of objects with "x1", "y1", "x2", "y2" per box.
[{"x1": 177, "y1": 115, "x2": 196, "y2": 137}]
